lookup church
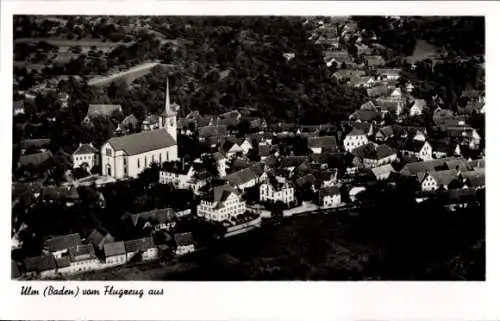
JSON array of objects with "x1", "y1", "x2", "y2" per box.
[{"x1": 101, "y1": 78, "x2": 178, "y2": 179}]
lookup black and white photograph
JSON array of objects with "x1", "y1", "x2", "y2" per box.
[{"x1": 10, "y1": 14, "x2": 485, "y2": 282}]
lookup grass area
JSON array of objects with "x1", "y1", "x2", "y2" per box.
[{"x1": 405, "y1": 39, "x2": 444, "y2": 64}]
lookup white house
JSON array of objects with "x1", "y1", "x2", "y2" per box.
[
  {"x1": 224, "y1": 166, "x2": 266, "y2": 190},
  {"x1": 239, "y1": 138, "x2": 253, "y2": 155},
  {"x1": 159, "y1": 161, "x2": 195, "y2": 188},
  {"x1": 67, "y1": 244, "x2": 100, "y2": 274},
  {"x1": 421, "y1": 169, "x2": 459, "y2": 192},
  {"x1": 343, "y1": 129, "x2": 369, "y2": 152},
  {"x1": 103, "y1": 241, "x2": 127, "y2": 266},
  {"x1": 124, "y1": 237, "x2": 158, "y2": 262},
  {"x1": 197, "y1": 184, "x2": 246, "y2": 222},
  {"x1": 259, "y1": 175, "x2": 295, "y2": 205},
  {"x1": 398, "y1": 140, "x2": 433, "y2": 161},
  {"x1": 101, "y1": 77, "x2": 178, "y2": 179},
  {"x1": 73, "y1": 143, "x2": 99, "y2": 170},
  {"x1": 319, "y1": 186, "x2": 341, "y2": 208},
  {"x1": 174, "y1": 232, "x2": 195, "y2": 256},
  {"x1": 409, "y1": 99, "x2": 427, "y2": 117}
]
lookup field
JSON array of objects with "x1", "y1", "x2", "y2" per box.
[
  {"x1": 405, "y1": 39, "x2": 444, "y2": 64},
  {"x1": 87, "y1": 61, "x2": 161, "y2": 87}
]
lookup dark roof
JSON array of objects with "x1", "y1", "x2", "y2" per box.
[
  {"x1": 350, "y1": 110, "x2": 382, "y2": 122},
  {"x1": 23, "y1": 254, "x2": 57, "y2": 272},
  {"x1": 319, "y1": 186, "x2": 340, "y2": 198},
  {"x1": 46, "y1": 233, "x2": 82, "y2": 252},
  {"x1": 400, "y1": 157, "x2": 466, "y2": 176},
  {"x1": 42, "y1": 186, "x2": 79, "y2": 201},
  {"x1": 19, "y1": 151, "x2": 53, "y2": 167},
  {"x1": 462, "y1": 169, "x2": 485, "y2": 187},
  {"x1": 107, "y1": 129, "x2": 176, "y2": 155},
  {"x1": 20, "y1": 138, "x2": 51, "y2": 150},
  {"x1": 364, "y1": 144, "x2": 395, "y2": 160},
  {"x1": 427, "y1": 169, "x2": 459, "y2": 186},
  {"x1": 124, "y1": 237, "x2": 155, "y2": 253},
  {"x1": 280, "y1": 156, "x2": 308, "y2": 168},
  {"x1": 308, "y1": 136, "x2": 338, "y2": 150},
  {"x1": 130, "y1": 208, "x2": 176, "y2": 226},
  {"x1": 396, "y1": 139, "x2": 426, "y2": 153},
  {"x1": 73, "y1": 143, "x2": 98, "y2": 155},
  {"x1": 366, "y1": 85, "x2": 390, "y2": 98},
  {"x1": 104, "y1": 241, "x2": 126, "y2": 257},
  {"x1": 204, "y1": 184, "x2": 239, "y2": 203},
  {"x1": 69, "y1": 244, "x2": 97, "y2": 262},
  {"x1": 360, "y1": 101, "x2": 377, "y2": 111},
  {"x1": 347, "y1": 128, "x2": 367, "y2": 137},
  {"x1": 224, "y1": 167, "x2": 260, "y2": 186},
  {"x1": 199, "y1": 125, "x2": 227, "y2": 138},
  {"x1": 174, "y1": 232, "x2": 194, "y2": 246}
]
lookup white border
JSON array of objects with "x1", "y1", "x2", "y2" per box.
[{"x1": 1, "y1": 1, "x2": 498, "y2": 320}]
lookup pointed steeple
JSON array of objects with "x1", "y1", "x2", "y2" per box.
[{"x1": 165, "y1": 77, "x2": 176, "y2": 116}]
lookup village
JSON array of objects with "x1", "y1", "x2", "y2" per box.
[{"x1": 11, "y1": 16, "x2": 485, "y2": 280}]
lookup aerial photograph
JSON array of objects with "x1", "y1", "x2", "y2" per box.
[{"x1": 11, "y1": 15, "x2": 485, "y2": 281}]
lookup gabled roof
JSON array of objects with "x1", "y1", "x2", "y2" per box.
[
  {"x1": 20, "y1": 138, "x2": 51, "y2": 150},
  {"x1": 130, "y1": 208, "x2": 176, "y2": 226},
  {"x1": 400, "y1": 157, "x2": 465, "y2": 176},
  {"x1": 426, "y1": 169, "x2": 459, "y2": 186},
  {"x1": 19, "y1": 151, "x2": 53, "y2": 167},
  {"x1": 124, "y1": 237, "x2": 155, "y2": 253},
  {"x1": 73, "y1": 143, "x2": 97, "y2": 155},
  {"x1": 401, "y1": 139, "x2": 427, "y2": 153},
  {"x1": 23, "y1": 254, "x2": 57, "y2": 272},
  {"x1": 46, "y1": 233, "x2": 82, "y2": 252},
  {"x1": 107, "y1": 129, "x2": 176, "y2": 156},
  {"x1": 365, "y1": 144, "x2": 395, "y2": 160},
  {"x1": 104, "y1": 241, "x2": 126, "y2": 257},
  {"x1": 462, "y1": 169, "x2": 485, "y2": 188},
  {"x1": 69, "y1": 244, "x2": 97, "y2": 262},
  {"x1": 347, "y1": 128, "x2": 367, "y2": 137},
  {"x1": 308, "y1": 136, "x2": 338, "y2": 150},
  {"x1": 367, "y1": 85, "x2": 390, "y2": 98},
  {"x1": 87, "y1": 228, "x2": 114, "y2": 248},
  {"x1": 319, "y1": 186, "x2": 340, "y2": 198},
  {"x1": 224, "y1": 167, "x2": 260, "y2": 186}
]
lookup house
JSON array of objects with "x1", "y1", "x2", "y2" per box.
[
  {"x1": 367, "y1": 85, "x2": 391, "y2": 98},
  {"x1": 46, "y1": 233, "x2": 82, "y2": 259},
  {"x1": 197, "y1": 184, "x2": 246, "y2": 222},
  {"x1": 431, "y1": 139, "x2": 462, "y2": 159},
  {"x1": 23, "y1": 254, "x2": 58, "y2": 278},
  {"x1": 279, "y1": 156, "x2": 309, "y2": 173},
  {"x1": 141, "y1": 114, "x2": 161, "y2": 131},
  {"x1": 319, "y1": 186, "x2": 341, "y2": 208},
  {"x1": 343, "y1": 129, "x2": 369, "y2": 152},
  {"x1": 87, "y1": 228, "x2": 114, "y2": 251},
  {"x1": 224, "y1": 166, "x2": 265, "y2": 190},
  {"x1": 399, "y1": 156, "x2": 467, "y2": 177},
  {"x1": 258, "y1": 143, "x2": 279, "y2": 160},
  {"x1": 349, "y1": 110, "x2": 383, "y2": 123},
  {"x1": 221, "y1": 140, "x2": 244, "y2": 158},
  {"x1": 20, "y1": 138, "x2": 51, "y2": 154},
  {"x1": 130, "y1": 207, "x2": 176, "y2": 231},
  {"x1": 324, "y1": 50, "x2": 352, "y2": 67},
  {"x1": 259, "y1": 174, "x2": 295, "y2": 205},
  {"x1": 462, "y1": 169, "x2": 485, "y2": 189},
  {"x1": 409, "y1": 99, "x2": 427, "y2": 117},
  {"x1": 352, "y1": 143, "x2": 397, "y2": 168},
  {"x1": 84, "y1": 104, "x2": 122, "y2": 123},
  {"x1": 308, "y1": 136, "x2": 338, "y2": 154},
  {"x1": 101, "y1": 77, "x2": 178, "y2": 179},
  {"x1": 371, "y1": 164, "x2": 395, "y2": 180},
  {"x1": 213, "y1": 152, "x2": 227, "y2": 177},
  {"x1": 174, "y1": 232, "x2": 195, "y2": 256},
  {"x1": 124, "y1": 237, "x2": 158, "y2": 261},
  {"x1": 159, "y1": 161, "x2": 195, "y2": 188},
  {"x1": 364, "y1": 55, "x2": 386, "y2": 67},
  {"x1": 349, "y1": 186, "x2": 366, "y2": 202},
  {"x1": 116, "y1": 114, "x2": 139, "y2": 134},
  {"x1": 199, "y1": 125, "x2": 228, "y2": 142},
  {"x1": 445, "y1": 126, "x2": 481, "y2": 150},
  {"x1": 13, "y1": 100, "x2": 25, "y2": 115},
  {"x1": 421, "y1": 169, "x2": 459, "y2": 191},
  {"x1": 18, "y1": 151, "x2": 53, "y2": 168},
  {"x1": 103, "y1": 241, "x2": 127, "y2": 266},
  {"x1": 375, "y1": 98, "x2": 405, "y2": 116},
  {"x1": 389, "y1": 138, "x2": 433, "y2": 161},
  {"x1": 73, "y1": 143, "x2": 99, "y2": 169},
  {"x1": 377, "y1": 68, "x2": 401, "y2": 81},
  {"x1": 67, "y1": 244, "x2": 100, "y2": 273}
]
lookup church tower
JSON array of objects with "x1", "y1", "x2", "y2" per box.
[{"x1": 162, "y1": 77, "x2": 177, "y2": 142}]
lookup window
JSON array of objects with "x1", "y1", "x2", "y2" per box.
[
  {"x1": 159, "y1": 153, "x2": 162, "y2": 163},
  {"x1": 144, "y1": 156, "x2": 147, "y2": 167},
  {"x1": 166, "y1": 152, "x2": 169, "y2": 161},
  {"x1": 137, "y1": 158, "x2": 140, "y2": 168},
  {"x1": 106, "y1": 148, "x2": 112, "y2": 157}
]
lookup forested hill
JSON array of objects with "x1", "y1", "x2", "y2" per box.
[{"x1": 149, "y1": 16, "x2": 368, "y2": 124}]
